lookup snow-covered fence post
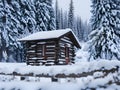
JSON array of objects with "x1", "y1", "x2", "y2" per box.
[
  {"x1": 51, "y1": 76, "x2": 58, "y2": 82},
  {"x1": 20, "y1": 76, "x2": 26, "y2": 81},
  {"x1": 12, "y1": 71, "x2": 17, "y2": 81}
]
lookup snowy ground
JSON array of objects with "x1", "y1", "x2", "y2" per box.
[
  {"x1": 75, "y1": 42, "x2": 90, "y2": 62},
  {"x1": 0, "y1": 42, "x2": 120, "y2": 90},
  {"x1": 0, "y1": 61, "x2": 120, "y2": 90},
  {"x1": 0, "y1": 60, "x2": 119, "y2": 76}
]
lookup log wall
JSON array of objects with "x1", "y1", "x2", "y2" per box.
[
  {"x1": 58, "y1": 36, "x2": 75, "y2": 64},
  {"x1": 26, "y1": 41, "x2": 56, "y2": 66},
  {"x1": 24, "y1": 37, "x2": 75, "y2": 66}
]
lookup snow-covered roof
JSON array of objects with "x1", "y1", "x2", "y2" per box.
[
  {"x1": 19, "y1": 28, "x2": 81, "y2": 48},
  {"x1": 19, "y1": 29, "x2": 71, "y2": 41}
]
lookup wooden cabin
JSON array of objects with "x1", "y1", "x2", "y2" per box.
[{"x1": 19, "y1": 29, "x2": 81, "y2": 66}]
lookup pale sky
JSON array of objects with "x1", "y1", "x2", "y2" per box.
[{"x1": 53, "y1": 0, "x2": 92, "y2": 21}]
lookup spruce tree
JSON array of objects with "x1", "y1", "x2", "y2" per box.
[
  {"x1": 59, "y1": 9, "x2": 64, "y2": 29},
  {"x1": 63, "y1": 11, "x2": 68, "y2": 29},
  {"x1": 19, "y1": 0, "x2": 37, "y2": 34},
  {"x1": 34, "y1": 0, "x2": 55, "y2": 31},
  {"x1": 68, "y1": 0, "x2": 74, "y2": 30},
  {"x1": 46, "y1": 0, "x2": 55, "y2": 30},
  {"x1": 55, "y1": 0, "x2": 59, "y2": 29},
  {"x1": 0, "y1": 0, "x2": 56, "y2": 62},
  {"x1": 0, "y1": 0, "x2": 23, "y2": 62},
  {"x1": 0, "y1": 0, "x2": 36, "y2": 62},
  {"x1": 0, "y1": 0, "x2": 8, "y2": 61},
  {"x1": 88, "y1": 0, "x2": 120, "y2": 60},
  {"x1": 76, "y1": 17, "x2": 83, "y2": 41}
]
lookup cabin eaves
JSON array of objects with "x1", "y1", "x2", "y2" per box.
[{"x1": 19, "y1": 28, "x2": 81, "y2": 48}]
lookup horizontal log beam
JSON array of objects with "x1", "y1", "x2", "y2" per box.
[{"x1": 0, "y1": 67, "x2": 118, "y2": 78}]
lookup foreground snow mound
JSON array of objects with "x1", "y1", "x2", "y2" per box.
[
  {"x1": 0, "y1": 60, "x2": 120, "y2": 90},
  {"x1": 0, "y1": 60, "x2": 120, "y2": 76}
]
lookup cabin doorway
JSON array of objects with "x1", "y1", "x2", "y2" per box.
[{"x1": 65, "y1": 44, "x2": 70, "y2": 64}]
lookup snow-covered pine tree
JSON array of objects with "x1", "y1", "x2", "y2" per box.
[
  {"x1": 76, "y1": 17, "x2": 83, "y2": 41},
  {"x1": 46, "y1": 0, "x2": 55, "y2": 30},
  {"x1": 59, "y1": 9, "x2": 64, "y2": 29},
  {"x1": 68, "y1": 0, "x2": 74, "y2": 30},
  {"x1": 63, "y1": 11, "x2": 68, "y2": 29},
  {"x1": 55, "y1": 0, "x2": 59, "y2": 29},
  {"x1": 0, "y1": 0, "x2": 8, "y2": 62},
  {"x1": 34, "y1": 0, "x2": 55, "y2": 31},
  {"x1": 0, "y1": 0, "x2": 23, "y2": 62},
  {"x1": 114, "y1": 0, "x2": 120, "y2": 45},
  {"x1": 7, "y1": 0, "x2": 23, "y2": 62},
  {"x1": 83, "y1": 21, "x2": 91, "y2": 41},
  {"x1": 19, "y1": 0, "x2": 36, "y2": 34},
  {"x1": 88, "y1": 0, "x2": 120, "y2": 60},
  {"x1": 0, "y1": 0, "x2": 37, "y2": 62},
  {"x1": 34, "y1": 0, "x2": 47, "y2": 31}
]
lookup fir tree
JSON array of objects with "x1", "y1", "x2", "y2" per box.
[
  {"x1": 34, "y1": 0, "x2": 55, "y2": 31},
  {"x1": 0, "y1": 0, "x2": 8, "y2": 61},
  {"x1": 68, "y1": 0, "x2": 74, "y2": 30},
  {"x1": 59, "y1": 9, "x2": 64, "y2": 29},
  {"x1": 88, "y1": 0, "x2": 120, "y2": 60},
  {"x1": 0, "y1": 0, "x2": 23, "y2": 62},
  {"x1": 46, "y1": 0, "x2": 55, "y2": 30},
  {"x1": 76, "y1": 17, "x2": 83, "y2": 41},
  {"x1": 63, "y1": 11, "x2": 68, "y2": 29},
  {"x1": 55, "y1": 0, "x2": 59, "y2": 29},
  {"x1": 0, "y1": 0, "x2": 37, "y2": 62}
]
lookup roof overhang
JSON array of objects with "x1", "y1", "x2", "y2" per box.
[{"x1": 18, "y1": 29, "x2": 81, "y2": 48}]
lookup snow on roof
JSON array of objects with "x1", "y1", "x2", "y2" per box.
[
  {"x1": 19, "y1": 29, "x2": 72, "y2": 41},
  {"x1": 18, "y1": 28, "x2": 81, "y2": 48}
]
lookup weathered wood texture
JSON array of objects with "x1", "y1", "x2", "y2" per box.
[
  {"x1": 25, "y1": 36, "x2": 75, "y2": 66},
  {"x1": 26, "y1": 41, "x2": 56, "y2": 65},
  {"x1": 0, "y1": 66, "x2": 119, "y2": 79},
  {"x1": 58, "y1": 36, "x2": 75, "y2": 64}
]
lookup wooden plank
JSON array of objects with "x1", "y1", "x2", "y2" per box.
[
  {"x1": 46, "y1": 50, "x2": 55, "y2": 52},
  {"x1": 60, "y1": 57, "x2": 65, "y2": 59},
  {"x1": 46, "y1": 46, "x2": 55, "y2": 49},
  {"x1": 60, "y1": 39, "x2": 72, "y2": 45},
  {"x1": 59, "y1": 43, "x2": 65, "y2": 46},
  {"x1": 60, "y1": 37, "x2": 72, "y2": 43},
  {"x1": 27, "y1": 50, "x2": 36, "y2": 53},
  {"x1": 28, "y1": 60, "x2": 46, "y2": 64},
  {"x1": 63, "y1": 36, "x2": 70, "y2": 41},
  {"x1": 35, "y1": 52, "x2": 42, "y2": 54},
  {"x1": 26, "y1": 53, "x2": 41, "y2": 56},
  {"x1": 46, "y1": 52, "x2": 55, "y2": 54},
  {"x1": 45, "y1": 54, "x2": 55, "y2": 57},
  {"x1": 36, "y1": 47, "x2": 42, "y2": 50},
  {"x1": 59, "y1": 59, "x2": 66, "y2": 61},
  {"x1": 59, "y1": 52, "x2": 65, "y2": 56},
  {"x1": 28, "y1": 57, "x2": 44, "y2": 59},
  {"x1": 59, "y1": 41, "x2": 72, "y2": 45},
  {"x1": 28, "y1": 46, "x2": 36, "y2": 49},
  {"x1": 47, "y1": 58, "x2": 55, "y2": 60},
  {"x1": 59, "y1": 46, "x2": 65, "y2": 49},
  {"x1": 26, "y1": 53, "x2": 37, "y2": 56},
  {"x1": 37, "y1": 41, "x2": 55, "y2": 45},
  {"x1": 60, "y1": 52, "x2": 65, "y2": 55},
  {"x1": 45, "y1": 43, "x2": 55, "y2": 46},
  {"x1": 59, "y1": 50, "x2": 65, "y2": 53},
  {"x1": 46, "y1": 46, "x2": 55, "y2": 48}
]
